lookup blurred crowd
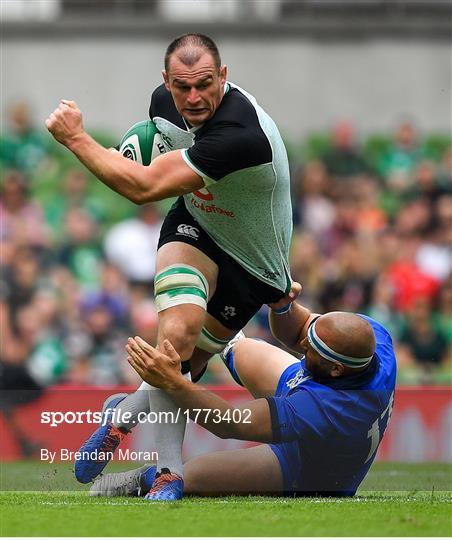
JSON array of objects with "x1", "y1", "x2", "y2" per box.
[
  {"x1": 286, "y1": 120, "x2": 451, "y2": 386},
  {"x1": 1, "y1": 102, "x2": 450, "y2": 404}
]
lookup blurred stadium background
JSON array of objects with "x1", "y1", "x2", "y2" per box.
[{"x1": 1, "y1": 1, "x2": 451, "y2": 470}]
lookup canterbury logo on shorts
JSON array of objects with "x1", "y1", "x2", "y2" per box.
[{"x1": 176, "y1": 224, "x2": 199, "y2": 239}]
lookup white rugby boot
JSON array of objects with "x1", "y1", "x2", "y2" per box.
[{"x1": 89, "y1": 464, "x2": 156, "y2": 497}]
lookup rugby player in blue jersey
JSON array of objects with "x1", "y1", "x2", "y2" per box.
[{"x1": 91, "y1": 283, "x2": 396, "y2": 498}]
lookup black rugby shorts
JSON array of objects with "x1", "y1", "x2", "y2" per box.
[{"x1": 158, "y1": 197, "x2": 285, "y2": 330}]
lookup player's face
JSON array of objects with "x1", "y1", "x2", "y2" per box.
[{"x1": 164, "y1": 53, "x2": 227, "y2": 126}]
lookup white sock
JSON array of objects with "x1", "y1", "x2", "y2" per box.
[
  {"x1": 150, "y1": 372, "x2": 190, "y2": 478},
  {"x1": 112, "y1": 381, "x2": 151, "y2": 431}
]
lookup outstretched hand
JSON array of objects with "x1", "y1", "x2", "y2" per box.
[
  {"x1": 45, "y1": 99, "x2": 84, "y2": 147},
  {"x1": 268, "y1": 281, "x2": 302, "y2": 311},
  {"x1": 126, "y1": 336, "x2": 183, "y2": 390}
]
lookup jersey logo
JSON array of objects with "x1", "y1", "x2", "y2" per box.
[
  {"x1": 258, "y1": 267, "x2": 280, "y2": 281},
  {"x1": 190, "y1": 197, "x2": 235, "y2": 218},
  {"x1": 221, "y1": 306, "x2": 237, "y2": 320},
  {"x1": 193, "y1": 188, "x2": 214, "y2": 201},
  {"x1": 176, "y1": 224, "x2": 199, "y2": 239},
  {"x1": 286, "y1": 368, "x2": 312, "y2": 389}
]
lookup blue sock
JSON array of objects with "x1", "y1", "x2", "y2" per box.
[{"x1": 222, "y1": 349, "x2": 244, "y2": 387}]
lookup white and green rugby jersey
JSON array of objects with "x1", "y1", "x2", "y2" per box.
[{"x1": 149, "y1": 82, "x2": 292, "y2": 292}]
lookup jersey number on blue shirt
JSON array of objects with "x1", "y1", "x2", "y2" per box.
[{"x1": 365, "y1": 390, "x2": 395, "y2": 463}]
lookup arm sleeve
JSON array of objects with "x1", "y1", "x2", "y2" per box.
[
  {"x1": 266, "y1": 388, "x2": 329, "y2": 443},
  {"x1": 183, "y1": 122, "x2": 272, "y2": 183}
]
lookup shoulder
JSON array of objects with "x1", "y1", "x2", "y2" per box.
[
  {"x1": 286, "y1": 382, "x2": 334, "y2": 413},
  {"x1": 188, "y1": 86, "x2": 272, "y2": 175},
  {"x1": 358, "y1": 314, "x2": 393, "y2": 344},
  {"x1": 359, "y1": 315, "x2": 397, "y2": 388},
  {"x1": 149, "y1": 84, "x2": 185, "y2": 129},
  {"x1": 207, "y1": 85, "x2": 264, "y2": 134},
  {"x1": 149, "y1": 84, "x2": 171, "y2": 112}
]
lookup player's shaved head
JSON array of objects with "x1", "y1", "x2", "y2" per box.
[
  {"x1": 315, "y1": 312, "x2": 376, "y2": 373},
  {"x1": 165, "y1": 33, "x2": 221, "y2": 72}
]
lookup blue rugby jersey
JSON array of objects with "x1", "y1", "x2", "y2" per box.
[{"x1": 267, "y1": 315, "x2": 397, "y2": 496}]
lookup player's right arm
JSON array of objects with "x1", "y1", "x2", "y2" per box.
[
  {"x1": 45, "y1": 100, "x2": 204, "y2": 204},
  {"x1": 268, "y1": 282, "x2": 320, "y2": 353}
]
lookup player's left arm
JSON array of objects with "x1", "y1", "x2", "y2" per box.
[
  {"x1": 126, "y1": 337, "x2": 275, "y2": 443},
  {"x1": 268, "y1": 282, "x2": 320, "y2": 353},
  {"x1": 46, "y1": 100, "x2": 204, "y2": 204}
]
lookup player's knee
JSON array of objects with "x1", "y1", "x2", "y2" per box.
[
  {"x1": 232, "y1": 338, "x2": 257, "y2": 378},
  {"x1": 161, "y1": 318, "x2": 201, "y2": 360}
]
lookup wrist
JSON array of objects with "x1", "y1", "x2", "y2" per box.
[
  {"x1": 66, "y1": 130, "x2": 89, "y2": 152},
  {"x1": 166, "y1": 374, "x2": 192, "y2": 393},
  {"x1": 271, "y1": 303, "x2": 292, "y2": 315}
]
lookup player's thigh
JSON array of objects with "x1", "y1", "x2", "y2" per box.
[
  {"x1": 156, "y1": 241, "x2": 218, "y2": 296},
  {"x1": 155, "y1": 203, "x2": 221, "y2": 356},
  {"x1": 156, "y1": 198, "x2": 221, "y2": 298},
  {"x1": 233, "y1": 338, "x2": 299, "y2": 398},
  {"x1": 184, "y1": 444, "x2": 283, "y2": 496}
]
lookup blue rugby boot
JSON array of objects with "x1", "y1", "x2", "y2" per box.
[
  {"x1": 144, "y1": 468, "x2": 184, "y2": 501},
  {"x1": 90, "y1": 464, "x2": 156, "y2": 497},
  {"x1": 74, "y1": 393, "x2": 129, "y2": 483}
]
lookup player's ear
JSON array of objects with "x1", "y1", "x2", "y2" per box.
[
  {"x1": 330, "y1": 362, "x2": 345, "y2": 378},
  {"x1": 162, "y1": 70, "x2": 170, "y2": 91},
  {"x1": 219, "y1": 65, "x2": 227, "y2": 86},
  {"x1": 298, "y1": 336, "x2": 308, "y2": 355}
]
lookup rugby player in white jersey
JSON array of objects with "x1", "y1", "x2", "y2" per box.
[{"x1": 46, "y1": 33, "x2": 292, "y2": 500}]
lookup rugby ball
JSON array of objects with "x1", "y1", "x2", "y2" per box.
[{"x1": 119, "y1": 120, "x2": 166, "y2": 165}]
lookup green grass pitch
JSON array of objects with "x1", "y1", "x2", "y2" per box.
[{"x1": 0, "y1": 462, "x2": 451, "y2": 536}]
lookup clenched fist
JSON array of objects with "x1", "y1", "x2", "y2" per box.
[
  {"x1": 45, "y1": 99, "x2": 84, "y2": 147},
  {"x1": 268, "y1": 281, "x2": 302, "y2": 311}
]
